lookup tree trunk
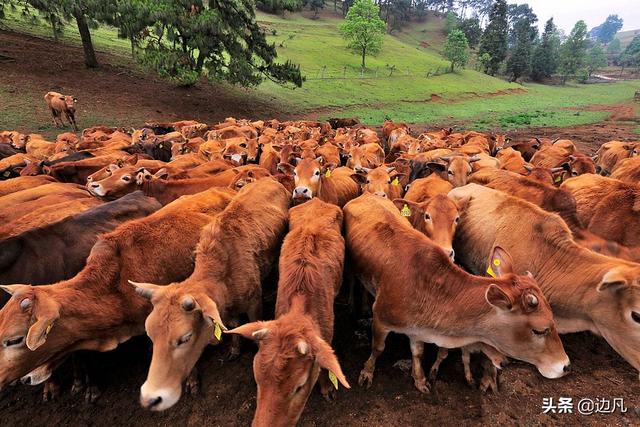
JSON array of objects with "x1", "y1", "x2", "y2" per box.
[
  {"x1": 49, "y1": 17, "x2": 58, "y2": 42},
  {"x1": 362, "y1": 47, "x2": 366, "y2": 69},
  {"x1": 74, "y1": 7, "x2": 98, "y2": 68}
]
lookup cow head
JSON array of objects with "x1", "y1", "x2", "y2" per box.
[
  {"x1": 290, "y1": 158, "x2": 335, "y2": 204},
  {"x1": 223, "y1": 140, "x2": 249, "y2": 166},
  {"x1": 87, "y1": 165, "x2": 153, "y2": 199},
  {"x1": 559, "y1": 155, "x2": 596, "y2": 182},
  {"x1": 345, "y1": 145, "x2": 383, "y2": 170},
  {"x1": 230, "y1": 167, "x2": 271, "y2": 190},
  {"x1": 392, "y1": 194, "x2": 468, "y2": 260},
  {"x1": 351, "y1": 166, "x2": 404, "y2": 199},
  {"x1": 428, "y1": 156, "x2": 479, "y2": 188},
  {"x1": 128, "y1": 281, "x2": 225, "y2": 411},
  {"x1": 478, "y1": 247, "x2": 570, "y2": 379},
  {"x1": 10, "y1": 133, "x2": 28, "y2": 150},
  {"x1": 227, "y1": 310, "x2": 349, "y2": 427},
  {"x1": 63, "y1": 96, "x2": 77, "y2": 113}
]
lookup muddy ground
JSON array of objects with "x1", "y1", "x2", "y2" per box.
[{"x1": 2, "y1": 29, "x2": 640, "y2": 427}]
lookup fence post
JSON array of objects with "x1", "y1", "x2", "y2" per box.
[{"x1": 343, "y1": 66, "x2": 347, "y2": 78}]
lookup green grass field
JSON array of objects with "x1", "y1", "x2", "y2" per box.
[{"x1": 2, "y1": 8, "x2": 640, "y2": 132}]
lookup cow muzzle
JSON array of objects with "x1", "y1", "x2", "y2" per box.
[
  {"x1": 88, "y1": 183, "x2": 106, "y2": 197},
  {"x1": 140, "y1": 382, "x2": 180, "y2": 411},
  {"x1": 292, "y1": 186, "x2": 312, "y2": 201}
]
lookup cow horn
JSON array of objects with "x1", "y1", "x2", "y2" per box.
[
  {"x1": 523, "y1": 164, "x2": 534, "y2": 172},
  {"x1": 385, "y1": 166, "x2": 396, "y2": 173}
]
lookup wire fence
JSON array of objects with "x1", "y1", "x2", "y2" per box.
[{"x1": 304, "y1": 65, "x2": 453, "y2": 80}]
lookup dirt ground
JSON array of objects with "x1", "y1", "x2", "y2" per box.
[{"x1": 2, "y1": 29, "x2": 640, "y2": 427}]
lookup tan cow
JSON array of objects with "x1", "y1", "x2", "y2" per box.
[
  {"x1": 44, "y1": 91, "x2": 78, "y2": 131},
  {"x1": 129, "y1": 178, "x2": 290, "y2": 411},
  {"x1": 227, "y1": 199, "x2": 349, "y2": 426},
  {"x1": 344, "y1": 194, "x2": 569, "y2": 393},
  {"x1": 449, "y1": 183, "x2": 640, "y2": 377}
]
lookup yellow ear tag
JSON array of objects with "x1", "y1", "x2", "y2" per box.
[
  {"x1": 328, "y1": 371, "x2": 339, "y2": 390},
  {"x1": 75, "y1": 143, "x2": 80, "y2": 149},
  {"x1": 45, "y1": 324, "x2": 52, "y2": 335},
  {"x1": 214, "y1": 323, "x2": 222, "y2": 341},
  {"x1": 400, "y1": 204, "x2": 411, "y2": 217},
  {"x1": 2, "y1": 171, "x2": 9, "y2": 177},
  {"x1": 158, "y1": 143, "x2": 163, "y2": 149},
  {"x1": 487, "y1": 259, "x2": 500, "y2": 278},
  {"x1": 325, "y1": 169, "x2": 332, "y2": 178},
  {"x1": 554, "y1": 175, "x2": 562, "y2": 183},
  {"x1": 391, "y1": 177, "x2": 400, "y2": 186}
]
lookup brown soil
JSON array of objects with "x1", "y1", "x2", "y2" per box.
[{"x1": 2, "y1": 29, "x2": 640, "y2": 427}]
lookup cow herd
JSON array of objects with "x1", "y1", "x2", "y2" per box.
[{"x1": 1, "y1": 116, "x2": 640, "y2": 425}]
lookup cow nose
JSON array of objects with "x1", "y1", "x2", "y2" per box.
[
  {"x1": 293, "y1": 187, "x2": 311, "y2": 198},
  {"x1": 448, "y1": 249, "x2": 455, "y2": 260},
  {"x1": 563, "y1": 363, "x2": 571, "y2": 373},
  {"x1": 90, "y1": 183, "x2": 100, "y2": 189},
  {"x1": 144, "y1": 396, "x2": 163, "y2": 409},
  {"x1": 21, "y1": 375, "x2": 31, "y2": 385},
  {"x1": 373, "y1": 191, "x2": 387, "y2": 198}
]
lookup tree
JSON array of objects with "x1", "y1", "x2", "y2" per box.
[
  {"x1": 444, "y1": 10, "x2": 457, "y2": 34},
  {"x1": 478, "y1": 0, "x2": 508, "y2": 75},
  {"x1": 531, "y1": 18, "x2": 560, "y2": 81},
  {"x1": 506, "y1": 18, "x2": 534, "y2": 82},
  {"x1": 443, "y1": 29, "x2": 469, "y2": 72},
  {"x1": 622, "y1": 35, "x2": 640, "y2": 70},
  {"x1": 589, "y1": 14, "x2": 623, "y2": 44},
  {"x1": 256, "y1": 0, "x2": 301, "y2": 15},
  {"x1": 586, "y1": 43, "x2": 607, "y2": 77},
  {"x1": 458, "y1": 16, "x2": 481, "y2": 49},
  {"x1": 558, "y1": 20, "x2": 588, "y2": 84},
  {"x1": 339, "y1": 0, "x2": 386, "y2": 69},
  {"x1": 303, "y1": 0, "x2": 324, "y2": 18}
]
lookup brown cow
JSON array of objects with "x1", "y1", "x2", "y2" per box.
[
  {"x1": 561, "y1": 174, "x2": 640, "y2": 247},
  {"x1": 404, "y1": 174, "x2": 453, "y2": 203},
  {"x1": 0, "y1": 187, "x2": 236, "y2": 392},
  {"x1": 350, "y1": 166, "x2": 403, "y2": 200},
  {"x1": 129, "y1": 178, "x2": 289, "y2": 411},
  {"x1": 345, "y1": 143, "x2": 385, "y2": 170},
  {"x1": 610, "y1": 156, "x2": 640, "y2": 184},
  {"x1": 595, "y1": 141, "x2": 635, "y2": 176},
  {"x1": 227, "y1": 198, "x2": 349, "y2": 426},
  {"x1": 44, "y1": 92, "x2": 78, "y2": 131},
  {"x1": 288, "y1": 158, "x2": 359, "y2": 207},
  {"x1": 344, "y1": 194, "x2": 569, "y2": 393},
  {"x1": 449, "y1": 183, "x2": 640, "y2": 376},
  {"x1": 87, "y1": 166, "x2": 238, "y2": 204},
  {"x1": 0, "y1": 175, "x2": 56, "y2": 198},
  {"x1": 425, "y1": 155, "x2": 480, "y2": 188}
]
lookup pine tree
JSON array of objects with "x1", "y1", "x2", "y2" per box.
[
  {"x1": 478, "y1": 0, "x2": 508, "y2": 75},
  {"x1": 531, "y1": 18, "x2": 560, "y2": 81},
  {"x1": 558, "y1": 20, "x2": 588, "y2": 84},
  {"x1": 506, "y1": 18, "x2": 535, "y2": 82}
]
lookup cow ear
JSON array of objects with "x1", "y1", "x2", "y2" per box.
[
  {"x1": 322, "y1": 162, "x2": 338, "y2": 173},
  {"x1": 312, "y1": 335, "x2": 350, "y2": 389},
  {"x1": 127, "y1": 280, "x2": 161, "y2": 300},
  {"x1": 226, "y1": 321, "x2": 272, "y2": 341},
  {"x1": 277, "y1": 162, "x2": 295, "y2": 175},
  {"x1": 125, "y1": 154, "x2": 138, "y2": 165},
  {"x1": 59, "y1": 96, "x2": 65, "y2": 101},
  {"x1": 392, "y1": 198, "x2": 420, "y2": 220},
  {"x1": 488, "y1": 246, "x2": 514, "y2": 277},
  {"x1": 597, "y1": 269, "x2": 629, "y2": 293},
  {"x1": 154, "y1": 168, "x2": 169, "y2": 180},
  {"x1": 0, "y1": 284, "x2": 28, "y2": 296},
  {"x1": 485, "y1": 284, "x2": 513, "y2": 311},
  {"x1": 350, "y1": 173, "x2": 367, "y2": 185},
  {"x1": 426, "y1": 162, "x2": 446, "y2": 172},
  {"x1": 197, "y1": 295, "x2": 226, "y2": 331},
  {"x1": 135, "y1": 168, "x2": 152, "y2": 185},
  {"x1": 560, "y1": 162, "x2": 571, "y2": 172},
  {"x1": 26, "y1": 294, "x2": 61, "y2": 351},
  {"x1": 454, "y1": 195, "x2": 471, "y2": 211}
]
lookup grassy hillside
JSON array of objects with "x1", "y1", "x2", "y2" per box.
[
  {"x1": 616, "y1": 29, "x2": 640, "y2": 49},
  {"x1": 1, "y1": 8, "x2": 639, "y2": 132}
]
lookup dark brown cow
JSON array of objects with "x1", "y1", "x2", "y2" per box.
[
  {"x1": 129, "y1": 179, "x2": 289, "y2": 411},
  {"x1": 228, "y1": 198, "x2": 349, "y2": 426},
  {"x1": 344, "y1": 194, "x2": 569, "y2": 393}
]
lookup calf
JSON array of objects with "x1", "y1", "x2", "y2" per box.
[
  {"x1": 227, "y1": 199, "x2": 349, "y2": 426},
  {"x1": 44, "y1": 92, "x2": 78, "y2": 131},
  {"x1": 129, "y1": 179, "x2": 290, "y2": 411},
  {"x1": 0, "y1": 187, "x2": 236, "y2": 391},
  {"x1": 449, "y1": 183, "x2": 640, "y2": 377},
  {"x1": 344, "y1": 195, "x2": 569, "y2": 393}
]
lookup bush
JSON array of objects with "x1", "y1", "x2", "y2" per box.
[{"x1": 139, "y1": 47, "x2": 200, "y2": 87}]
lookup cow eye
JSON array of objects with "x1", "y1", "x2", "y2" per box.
[
  {"x1": 571, "y1": 170, "x2": 578, "y2": 176},
  {"x1": 348, "y1": 154, "x2": 352, "y2": 158},
  {"x1": 387, "y1": 179, "x2": 391, "y2": 184},
  {"x1": 177, "y1": 331, "x2": 192, "y2": 346},
  {"x1": 448, "y1": 170, "x2": 454, "y2": 175},
  {"x1": 532, "y1": 328, "x2": 549, "y2": 337},
  {"x1": 3, "y1": 336, "x2": 24, "y2": 347},
  {"x1": 122, "y1": 176, "x2": 131, "y2": 182},
  {"x1": 454, "y1": 216, "x2": 460, "y2": 224},
  {"x1": 424, "y1": 213, "x2": 431, "y2": 221},
  {"x1": 366, "y1": 179, "x2": 371, "y2": 184},
  {"x1": 239, "y1": 143, "x2": 247, "y2": 148},
  {"x1": 293, "y1": 383, "x2": 305, "y2": 394},
  {"x1": 631, "y1": 311, "x2": 640, "y2": 324},
  {"x1": 314, "y1": 170, "x2": 320, "y2": 176}
]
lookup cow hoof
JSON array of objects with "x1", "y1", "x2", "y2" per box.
[
  {"x1": 320, "y1": 386, "x2": 337, "y2": 402},
  {"x1": 358, "y1": 369, "x2": 374, "y2": 388},
  {"x1": 479, "y1": 371, "x2": 499, "y2": 393},
  {"x1": 85, "y1": 385, "x2": 101, "y2": 403},
  {"x1": 42, "y1": 381, "x2": 60, "y2": 402},
  {"x1": 413, "y1": 377, "x2": 430, "y2": 394}
]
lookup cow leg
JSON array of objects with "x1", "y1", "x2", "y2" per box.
[
  {"x1": 479, "y1": 356, "x2": 499, "y2": 393},
  {"x1": 358, "y1": 314, "x2": 389, "y2": 388},
  {"x1": 67, "y1": 112, "x2": 78, "y2": 132},
  {"x1": 409, "y1": 338, "x2": 429, "y2": 394},
  {"x1": 71, "y1": 354, "x2": 86, "y2": 395},
  {"x1": 428, "y1": 346, "x2": 449, "y2": 389},
  {"x1": 225, "y1": 318, "x2": 241, "y2": 361},
  {"x1": 461, "y1": 348, "x2": 475, "y2": 387},
  {"x1": 42, "y1": 377, "x2": 60, "y2": 402},
  {"x1": 50, "y1": 109, "x2": 61, "y2": 127},
  {"x1": 185, "y1": 366, "x2": 199, "y2": 395}
]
